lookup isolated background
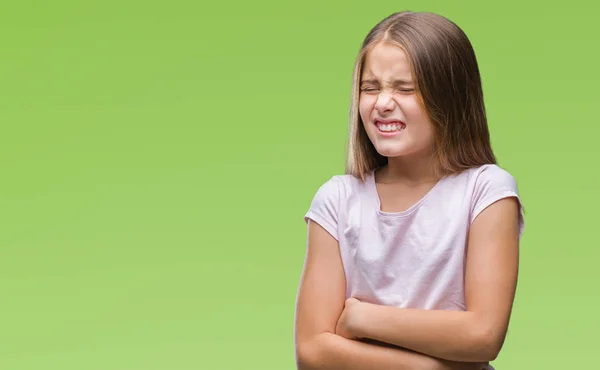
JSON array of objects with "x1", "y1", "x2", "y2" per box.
[{"x1": 1, "y1": 1, "x2": 598, "y2": 369}]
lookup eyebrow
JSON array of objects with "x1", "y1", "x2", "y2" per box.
[{"x1": 361, "y1": 78, "x2": 413, "y2": 85}]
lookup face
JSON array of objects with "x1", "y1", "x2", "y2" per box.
[{"x1": 359, "y1": 42, "x2": 435, "y2": 160}]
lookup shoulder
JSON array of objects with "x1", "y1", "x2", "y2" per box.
[
  {"x1": 308, "y1": 173, "x2": 367, "y2": 202},
  {"x1": 469, "y1": 164, "x2": 519, "y2": 190},
  {"x1": 304, "y1": 173, "x2": 367, "y2": 240},
  {"x1": 459, "y1": 164, "x2": 524, "y2": 236},
  {"x1": 441, "y1": 164, "x2": 521, "y2": 202},
  {"x1": 308, "y1": 174, "x2": 344, "y2": 201},
  {"x1": 445, "y1": 164, "x2": 519, "y2": 194}
]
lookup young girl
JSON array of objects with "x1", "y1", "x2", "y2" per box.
[{"x1": 294, "y1": 11, "x2": 524, "y2": 370}]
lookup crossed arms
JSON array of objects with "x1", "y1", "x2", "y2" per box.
[{"x1": 294, "y1": 197, "x2": 520, "y2": 370}]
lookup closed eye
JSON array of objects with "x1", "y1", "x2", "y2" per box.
[{"x1": 360, "y1": 87, "x2": 414, "y2": 93}]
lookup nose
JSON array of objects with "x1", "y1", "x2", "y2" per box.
[{"x1": 374, "y1": 92, "x2": 395, "y2": 113}]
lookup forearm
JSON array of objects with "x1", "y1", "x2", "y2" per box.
[
  {"x1": 297, "y1": 332, "x2": 441, "y2": 370},
  {"x1": 353, "y1": 303, "x2": 500, "y2": 362}
]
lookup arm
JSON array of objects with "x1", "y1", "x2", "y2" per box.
[
  {"x1": 295, "y1": 220, "x2": 485, "y2": 370},
  {"x1": 338, "y1": 197, "x2": 520, "y2": 363}
]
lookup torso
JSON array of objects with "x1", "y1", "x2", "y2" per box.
[
  {"x1": 304, "y1": 163, "x2": 523, "y2": 311},
  {"x1": 333, "y1": 166, "x2": 485, "y2": 310}
]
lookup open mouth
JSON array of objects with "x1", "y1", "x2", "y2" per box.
[{"x1": 375, "y1": 120, "x2": 406, "y2": 134}]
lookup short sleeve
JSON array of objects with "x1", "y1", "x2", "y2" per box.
[
  {"x1": 470, "y1": 165, "x2": 525, "y2": 238},
  {"x1": 304, "y1": 176, "x2": 341, "y2": 240}
]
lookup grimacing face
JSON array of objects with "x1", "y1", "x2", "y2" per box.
[{"x1": 359, "y1": 42, "x2": 435, "y2": 160}]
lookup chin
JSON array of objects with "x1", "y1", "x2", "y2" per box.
[{"x1": 372, "y1": 143, "x2": 411, "y2": 158}]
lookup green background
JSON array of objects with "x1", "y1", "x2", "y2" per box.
[{"x1": 1, "y1": 0, "x2": 597, "y2": 369}]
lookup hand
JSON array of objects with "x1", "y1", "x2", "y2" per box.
[{"x1": 335, "y1": 297, "x2": 362, "y2": 340}]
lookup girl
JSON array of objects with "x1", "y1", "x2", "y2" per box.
[{"x1": 294, "y1": 11, "x2": 524, "y2": 370}]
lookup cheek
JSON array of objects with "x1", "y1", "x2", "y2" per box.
[
  {"x1": 402, "y1": 101, "x2": 435, "y2": 140},
  {"x1": 405, "y1": 104, "x2": 432, "y2": 129},
  {"x1": 358, "y1": 96, "x2": 375, "y2": 118},
  {"x1": 417, "y1": 121, "x2": 435, "y2": 143},
  {"x1": 402, "y1": 99, "x2": 426, "y2": 119}
]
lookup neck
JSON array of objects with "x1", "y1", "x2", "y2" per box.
[{"x1": 378, "y1": 153, "x2": 440, "y2": 184}]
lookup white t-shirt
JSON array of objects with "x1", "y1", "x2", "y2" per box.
[{"x1": 304, "y1": 164, "x2": 524, "y2": 311}]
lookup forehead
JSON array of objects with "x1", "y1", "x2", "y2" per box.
[{"x1": 361, "y1": 42, "x2": 413, "y2": 81}]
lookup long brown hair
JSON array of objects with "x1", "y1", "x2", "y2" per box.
[{"x1": 346, "y1": 11, "x2": 497, "y2": 181}]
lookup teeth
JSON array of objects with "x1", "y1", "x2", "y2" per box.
[{"x1": 378, "y1": 123, "x2": 404, "y2": 132}]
